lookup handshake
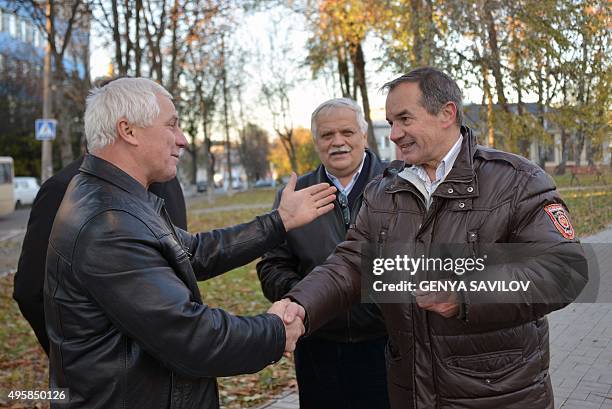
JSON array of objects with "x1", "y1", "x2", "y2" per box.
[{"x1": 267, "y1": 299, "x2": 306, "y2": 353}]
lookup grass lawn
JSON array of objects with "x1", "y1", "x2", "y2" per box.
[
  {"x1": 188, "y1": 203, "x2": 296, "y2": 409},
  {"x1": 0, "y1": 173, "x2": 609, "y2": 408},
  {"x1": 551, "y1": 167, "x2": 610, "y2": 189}
]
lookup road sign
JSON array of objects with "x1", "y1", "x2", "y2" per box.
[{"x1": 35, "y1": 119, "x2": 57, "y2": 141}]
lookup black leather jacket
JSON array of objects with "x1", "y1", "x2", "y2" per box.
[
  {"x1": 257, "y1": 149, "x2": 387, "y2": 342},
  {"x1": 45, "y1": 155, "x2": 286, "y2": 409}
]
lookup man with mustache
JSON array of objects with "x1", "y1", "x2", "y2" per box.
[
  {"x1": 257, "y1": 98, "x2": 389, "y2": 409},
  {"x1": 44, "y1": 77, "x2": 337, "y2": 409},
  {"x1": 282, "y1": 68, "x2": 587, "y2": 408}
]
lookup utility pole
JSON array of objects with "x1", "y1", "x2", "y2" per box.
[{"x1": 41, "y1": 0, "x2": 53, "y2": 182}]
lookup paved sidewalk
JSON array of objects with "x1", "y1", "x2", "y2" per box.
[{"x1": 259, "y1": 227, "x2": 612, "y2": 409}]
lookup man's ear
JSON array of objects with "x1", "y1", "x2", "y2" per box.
[
  {"x1": 116, "y1": 118, "x2": 139, "y2": 146},
  {"x1": 439, "y1": 102, "x2": 458, "y2": 129}
]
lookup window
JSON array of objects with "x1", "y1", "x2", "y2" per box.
[
  {"x1": 32, "y1": 26, "x2": 39, "y2": 47},
  {"x1": 20, "y1": 19, "x2": 26, "y2": 41},
  {"x1": 9, "y1": 13, "x2": 17, "y2": 37},
  {"x1": 0, "y1": 164, "x2": 12, "y2": 184},
  {"x1": 25, "y1": 20, "x2": 33, "y2": 43}
]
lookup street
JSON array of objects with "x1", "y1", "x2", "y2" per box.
[
  {"x1": 0, "y1": 208, "x2": 29, "y2": 276},
  {"x1": 0, "y1": 208, "x2": 30, "y2": 241}
]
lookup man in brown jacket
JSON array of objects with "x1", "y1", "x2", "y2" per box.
[{"x1": 282, "y1": 67, "x2": 588, "y2": 409}]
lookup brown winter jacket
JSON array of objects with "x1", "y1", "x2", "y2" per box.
[{"x1": 287, "y1": 126, "x2": 588, "y2": 409}]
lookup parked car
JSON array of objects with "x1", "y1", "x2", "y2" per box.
[
  {"x1": 254, "y1": 179, "x2": 274, "y2": 188},
  {"x1": 196, "y1": 181, "x2": 208, "y2": 192},
  {"x1": 14, "y1": 177, "x2": 40, "y2": 209}
]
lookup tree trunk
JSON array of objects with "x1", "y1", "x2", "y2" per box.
[
  {"x1": 58, "y1": 106, "x2": 73, "y2": 167},
  {"x1": 481, "y1": 0, "x2": 509, "y2": 149},
  {"x1": 123, "y1": 0, "x2": 132, "y2": 72},
  {"x1": 168, "y1": 0, "x2": 180, "y2": 95},
  {"x1": 410, "y1": 0, "x2": 422, "y2": 66},
  {"x1": 221, "y1": 37, "x2": 232, "y2": 193},
  {"x1": 336, "y1": 43, "x2": 352, "y2": 99},
  {"x1": 479, "y1": 62, "x2": 495, "y2": 148},
  {"x1": 278, "y1": 130, "x2": 298, "y2": 173},
  {"x1": 351, "y1": 43, "x2": 379, "y2": 156},
  {"x1": 134, "y1": 0, "x2": 142, "y2": 76},
  {"x1": 111, "y1": 0, "x2": 123, "y2": 74},
  {"x1": 555, "y1": 127, "x2": 568, "y2": 175}
]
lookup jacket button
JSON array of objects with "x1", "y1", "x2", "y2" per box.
[
  {"x1": 467, "y1": 186, "x2": 474, "y2": 193},
  {"x1": 448, "y1": 188, "x2": 454, "y2": 194},
  {"x1": 458, "y1": 202, "x2": 465, "y2": 208},
  {"x1": 485, "y1": 379, "x2": 491, "y2": 384}
]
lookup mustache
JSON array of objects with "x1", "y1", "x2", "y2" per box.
[{"x1": 329, "y1": 147, "x2": 351, "y2": 155}]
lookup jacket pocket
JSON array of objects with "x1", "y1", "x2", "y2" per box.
[
  {"x1": 385, "y1": 330, "x2": 413, "y2": 391},
  {"x1": 444, "y1": 348, "x2": 524, "y2": 384}
]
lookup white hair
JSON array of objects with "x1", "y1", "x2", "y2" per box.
[
  {"x1": 310, "y1": 98, "x2": 368, "y2": 140},
  {"x1": 84, "y1": 77, "x2": 172, "y2": 152}
]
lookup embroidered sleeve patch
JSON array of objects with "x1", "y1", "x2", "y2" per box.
[{"x1": 544, "y1": 203, "x2": 575, "y2": 240}]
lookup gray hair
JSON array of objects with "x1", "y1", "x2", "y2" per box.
[
  {"x1": 382, "y1": 67, "x2": 463, "y2": 126},
  {"x1": 310, "y1": 98, "x2": 368, "y2": 140},
  {"x1": 84, "y1": 77, "x2": 172, "y2": 152}
]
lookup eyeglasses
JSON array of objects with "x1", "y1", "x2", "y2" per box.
[{"x1": 338, "y1": 192, "x2": 350, "y2": 227}]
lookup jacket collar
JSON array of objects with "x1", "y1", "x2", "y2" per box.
[
  {"x1": 386, "y1": 126, "x2": 479, "y2": 199},
  {"x1": 79, "y1": 154, "x2": 164, "y2": 211},
  {"x1": 443, "y1": 126, "x2": 477, "y2": 182},
  {"x1": 314, "y1": 148, "x2": 385, "y2": 184}
]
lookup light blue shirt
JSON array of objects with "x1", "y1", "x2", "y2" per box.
[
  {"x1": 325, "y1": 152, "x2": 367, "y2": 197},
  {"x1": 399, "y1": 135, "x2": 463, "y2": 208}
]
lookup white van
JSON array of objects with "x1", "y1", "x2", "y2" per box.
[
  {"x1": 14, "y1": 177, "x2": 40, "y2": 208},
  {"x1": 0, "y1": 157, "x2": 14, "y2": 216}
]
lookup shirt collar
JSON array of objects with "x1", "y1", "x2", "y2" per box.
[
  {"x1": 408, "y1": 134, "x2": 463, "y2": 188},
  {"x1": 325, "y1": 151, "x2": 366, "y2": 197}
]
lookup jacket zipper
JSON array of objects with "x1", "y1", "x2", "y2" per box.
[
  {"x1": 169, "y1": 372, "x2": 175, "y2": 409},
  {"x1": 163, "y1": 206, "x2": 192, "y2": 258},
  {"x1": 377, "y1": 229, "x2": 388, "y2": 259}
]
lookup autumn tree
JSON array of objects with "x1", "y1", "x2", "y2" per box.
[
  {"x1": 269, "y1": 127, "x2": 320, "y2": 178},
  {"x1": 302, "y1": 0, "x2": 383, "y2": 155},
  {"x1": 11, "y1": 0, "x2": 90, "y2": 170},
  {"x1": 237, "y1": 123, "x2": 271, "y2": 184}
]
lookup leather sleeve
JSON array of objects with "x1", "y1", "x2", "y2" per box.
[
  {"x1": 175, "y1": 210, "x2": 287, "y2": 281},
  {"x1": 461, "y1": 168, "x2": 588, "y2": 325},
  {"x1": 13, "y1": 176, "x2": 68, "y2": 355},
  {"x1": 256, "y1": 188, "x2": 303, "y2": 302},
  {"x1": 73, "y1": 210, "x2": 286, "y2": 378},
  {"x1": 285, "y1": 196, "x2": 370, "y2": 334}
]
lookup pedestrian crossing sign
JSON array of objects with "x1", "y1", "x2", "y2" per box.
[{"x1": 35, "y1": 119, "x2": 57, "y2": 141}]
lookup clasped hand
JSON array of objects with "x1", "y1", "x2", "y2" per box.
[{"x1": 267, "y1": 299, "x2": 306, "y2": 353}]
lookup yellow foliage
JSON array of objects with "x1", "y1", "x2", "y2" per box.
[{"x1": 268, "y1": 127, "x2": 321, "y2": 178}]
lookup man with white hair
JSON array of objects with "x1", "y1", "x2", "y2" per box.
[
  {"x1": 257, "y1": 98, "x2": 389, "y2": 409},
  {"x1": 44, "y1": 77, "x2": 337, "y2": 409}
]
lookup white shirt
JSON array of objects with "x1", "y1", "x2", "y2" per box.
[
  {"x1": 325, "y1": 152, "x2": 367, "y2": 197},
  {"x1": 398, "y1": 135, "x2": 463, "y2": 208}
]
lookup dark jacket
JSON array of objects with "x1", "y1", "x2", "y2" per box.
[
  {"x1": 257, "y1": 150, "x2": 386, "y2": 342},
  {"x1": 13, "y1": 155, "x2": 187, "y2": 355},
  {"x1": 45, "y1": 155, "x2": 286, "y2": 409},
  {"x1": 287, "y1": 127, "x2": 588, "y2": 409}
]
